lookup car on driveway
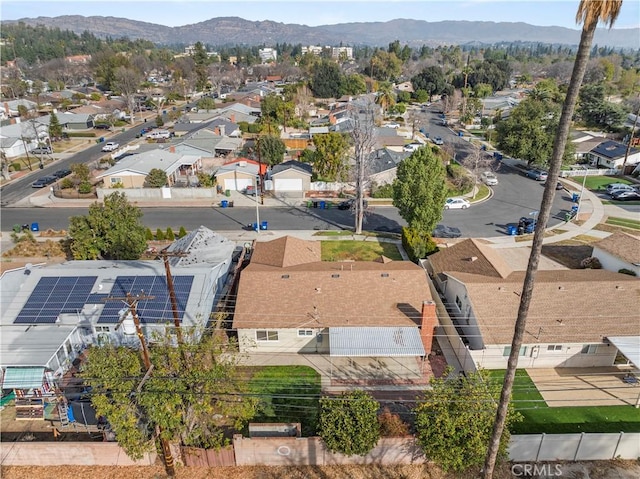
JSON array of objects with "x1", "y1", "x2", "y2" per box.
[
  {"x1": 403, "y1": 143, "x2": 422, "y2": 152},
  {"x1": 605, "y1": 183, "x2": 635, "y2": 196},
  {"x1": 433, "y1": 136, "x2": 444, "y2": 146},
  {"x1": 31, "y1": 176, "x2": 57, "y2": 188},
  {"x1": 526, "y1": 169, "x2": 548, "y2": 181},
  {"x1": 480, "y1": 171, "x2": 498, "y2": 186},
  {"x1": 611, "y1": 190, "x2": 640, "y2": 201},
  {"x1": 94, "y1": 124, "x2": 111, "y2": 130},
  {"x1": 30, "y1": 145, "x2": 52, "y2": 154},
  {"x1": 433, "y1": 224, "x2": 462, "y2": 238},
  {"x1": 101, "y1": 142, "x2": 119, "y2": 152},
  {"x1": 444, "y1": 197, "x2": 470, "y2": 210},
  {"x1": 243, "y1": 185, "x2": 257, "y2": 196},
  {"x1": 384, "y1": 122, "x2": 400, "y2": 129}
]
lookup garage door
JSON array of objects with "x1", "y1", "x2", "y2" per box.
[
  {"x1": 274, "y1": 178, "x2": 303, "y2": 191},
  {"x1": 224, "y1": 178, "x2": 252, "y2": 191}
]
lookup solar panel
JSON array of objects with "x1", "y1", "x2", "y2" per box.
[
  {"x1": 14, "y1": 276, "x2": 98, "y2": 324},
  {"x1": 98, "y1": 275, "x2": 194, "y2": 324}
]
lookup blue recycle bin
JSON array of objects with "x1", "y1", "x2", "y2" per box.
[
  {"x1": 572, "y1": 193, "x2": 580, "y2": 203},
  {"x1": 260, "y1": 221, "x2": 268, "y2": 230},
  {"x1": 458, "y1": 131, "x2": 464, "y2": 137},
  {"x1": 493, "y1": 152, "x2": 503, "y2": 160},
  {"x1": 221, "y1": 200, "x2": 228, "y2": 208},
  {"x1": 571, "y1": 205, "x2": 579, "y2": 214},
  {"x1": 507, "y1": 225, "x2": 518, "y2": 236},
  {"x1": 319, "y1": 200, "x2": 326, "y2": 209},
  {"x1": 30, "y1": 222, "x2": 39, "y2": 232},
  {"x1": 252, "y1": 222, "x2": 258, "y2": 231}
]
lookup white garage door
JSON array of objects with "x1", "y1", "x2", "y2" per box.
[
  {"x1": 224, "y1": 178, "x2": 253, "y2": 191},
  {"x1": 274, "y1": 178, "x2": 303, "y2": 191}
]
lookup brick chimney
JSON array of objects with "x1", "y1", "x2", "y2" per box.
[
  {"x1": 420, "y1": 300, "x2": 438, "y2": 354},
  {"x1": 230, "y1": 114, "x2": 235, "y2": 124},
  {"x1": 169, "y1": 146, "x2": 175, "y2": 153}
]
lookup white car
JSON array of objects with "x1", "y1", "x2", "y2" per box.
[
  {"x1": 605, "y1": 183, "x2": 635, "y2": 196},
  {"x1": 481, "y1": 171, "x2": 499, "y2": 186},
  {"x1": 403, "y1": 143, "x2": 422, "y2": 152},
  {"x1": 384, "y1": 122, "x2": 400, "y2": 129},
  {"x1": 433, "y1": 136, "x2": 444, "y2": 146},
  {"x1": 444, "y1": 197, "x2": 471, "y2": 210},
  {"x1": 101, "y1": 142, "x2": 119, "y2": 152}
]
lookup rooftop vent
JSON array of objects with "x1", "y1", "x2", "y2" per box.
[
  {"x1": 558, "y1": 286, "x2": 566, "y2": 291},
  {"x1": 281, "y1": 274, "x2": 290, "y2": 279},
  {"x1": 331, "y1": 274, "x2": 340, "y2": 278},
  {"x1": 381, "y1": 273, "x2": 389, "y2": 278},
  {"x1": 498, "y1": 286, "x2": 507, "y2": 292}
]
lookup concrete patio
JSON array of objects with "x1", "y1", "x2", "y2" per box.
[{"x1": 527, "y1": 367, "x2": 640, "y2": 407}]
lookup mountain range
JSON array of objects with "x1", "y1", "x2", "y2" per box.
[{"x1": 4, "y1": 16, "x2": 638, "y2": 49}]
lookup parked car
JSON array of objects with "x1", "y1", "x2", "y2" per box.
[
  {"x1": 31, "y1": 176, "x2": 57, "y2": 188},
  {"x1": 444, "y1": 197, "x2": 470, "y2": 210},
  {"x1": 101, "y1": 142, "x2": 119, "y2": 152},
  {"x1": 30, "y1": 145, "x2": 52, "y2": 154},
  {"x1": 403, "y1": 143, "x2": 422, "y2": 152},
  {"x1": 433, "y1": 136, "x2": 444, "y2": 146},
  {"x1": 243, "y1": 185, "x2": 257, "y2": 196},
  {"x1": 52, "y1": 168, "x2": 72, "y2": 179},
  {"x1": 611, "y1": 190, "x2": 640, "y2": 201},
  {"x1": 93, "y1": 124, "x2": 111, "y2": 130},
  {"x1": 432, "y1": 224, "x2": 462, "y2": 238},
  {"x1": 384, "y1": 122, "x2": 400, "y2": 129},
  {"x1": 480, "y1": 171, "x2": 499, "y2": 186},
  {"x1": 337, "y1": 198, "x2": 368, "y2": 210},
  {"x1": 606, "y1": 183, "x2": 635, "y2": 196},
  {"x1": 525, "y1": 169, "x2": 548, "y2": 181}
]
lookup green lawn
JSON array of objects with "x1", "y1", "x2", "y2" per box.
[
  {"x1": 606, "y1": 217, "x2": 640, "y2": 230},
  {"x1": 571, "y1": 175, "x2": 633, "y2": 191},
  {"x1": 247, "y1": 365, "x2": 321, "y2": 436},
  {"x1": 321, "y1": 240, "x2": 403, "y2": 261},
  {"x1": 487, "y1": 369, "x2": 640, "y2": 434}
]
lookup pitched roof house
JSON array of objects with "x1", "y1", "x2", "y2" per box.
[
  {"x1": 233, "y1": 236, "x2": 436, "y2": 359},
  {"x1": 427, "y1": 239, "x2": 640, "y2": 371},
  {"x1": 588, "y1": 140, "x2": 640, "y2": 169},
  {"x1": 592, "y1": 232, "x2": 640, "y2": 277}
]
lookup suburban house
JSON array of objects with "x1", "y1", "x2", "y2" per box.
[
  {"x1": 0, "y1": 119, "x2": 48, "y2": 158},
  {"x1": 233, "y1": 236, "x2": 437, "y2": 367},
  {"x1": 368, "y1": 148, "x2": 411, "y2": 186},
  {"x1": 587, "y1": 139, "x2": 640, "y2": 169},
  {"x1": 96, "y1": 149, "x2": 203, "y2": 188},
  {"x1": 214, "y1": 159, "x2": 266, "y2": 191},
  {"x1": 426, "y1": 239, "x2": 640, "y2": 371},
  {"x1": 268, "y1": 160, "x2": 313, "y2": 196},
  {"x1": 0, "y1": 227, "x2": 235, "y2": 418},
  {"x1": 2, "y1": 99, "x2": 38, "y2": 118},
  {"x1": 374, "y1": 127, "x2": 406, "y2": 149},
  {"x1": 172, "y1": 127, "x2": 243, "y2": 157},
  {"x1": 592, "y1": 232, "x2": 640, "y2": 277}
]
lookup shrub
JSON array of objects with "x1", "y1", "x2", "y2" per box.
[
  {"x1": 580, "y1": 256, "x2": 602, "y2": 269},
  {"x1": 401, "y1": 227, "x2": 438, "y2": 262},
  {"x1": 78, "y1": 181, "x2": 92, "y2": 194},
  {"x1": 155, "y1": 228, "x2": 165, "y2": 240},
  {"x1": 66, "y1": 132, "x2": 97, "y2": 138},
  {"x1": 145, "y1": 228, "x2": 153, "y2": 241},
  {"x1": 155, "y1": 115, "x2": 164, "y2": 127},
  {"x1": 165, "y1": 227, "x2": 175, "y2": 241},
  {"x1": 618, "y1": 268, "x2": 637, "y2": 276},
  {"x1": 60, "y1": 178, "x2": 74, "y2": 189},
  {"x1": 378, "y1": 407, "x2": 410, "y2": 437},
  {"x1": 371, "y1": 183, "x2": 394, "y2": 198},
  {"x1": 10, "y1": 162, "x2": 21, "y2": 171},
  {"x1": 178, "y1": 226, "x2": 187, "y2": 238}
]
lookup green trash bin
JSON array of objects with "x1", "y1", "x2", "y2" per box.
[
  {"x1": 307, "y1": 200, "x2": 313, "y2": 208},
  {"x1": 225, "y1": 189, "x2": 231, "y2": 197}
]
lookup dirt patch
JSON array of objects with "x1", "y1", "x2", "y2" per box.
[{"x1": 541, "y1": 244, "x2": 593, "y2": 269}]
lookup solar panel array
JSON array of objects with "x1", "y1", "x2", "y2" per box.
[
  {"x1": 14, "y1": 276, "x2": 97, "y2": 324},
  {"x1": 97, "y1": 275, "x2": 194, "y2": 324}
]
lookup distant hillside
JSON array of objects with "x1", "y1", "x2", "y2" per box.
[{"x1": 3, "y1": 15, "x2": 638, "y2": 49}]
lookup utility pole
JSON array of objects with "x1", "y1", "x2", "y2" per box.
[
  {"x1": 158, "y1": 249, "x2": 188, "y2": 346},
  {"x1": 105, "y1": 293, "x2": 176, "y2": 477}
]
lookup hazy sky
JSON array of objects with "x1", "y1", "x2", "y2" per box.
[{"x1": 3, "y1": 0, "x2": 639, "y2": 30}]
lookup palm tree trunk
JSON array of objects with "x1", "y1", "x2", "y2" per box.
[{"x1": 482, "y1": 21, "x2": 597, "y2": 479}]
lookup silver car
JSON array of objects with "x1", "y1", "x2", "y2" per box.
[{"x1": 481, "y1": 171, "x2": 498, "y2": 186}]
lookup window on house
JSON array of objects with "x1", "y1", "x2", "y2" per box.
[
  {"x1": 455, "y1": 296, "x2": 462, "y2": 310},
  {"x1": 110, "y1": 177, "x2": 122, "y2": 184},
  {"x1": 95, "y1": 326, "x2": 110, "y2": 333},
  {"x1": 503, "y1": 346, "x2": 528, "y2": 357},
  {"x1": 547, "y1": 345, "x2": 562, "y2": 351},
  {"x1": 581, "y1": 344, "x2": 597, "y2": 354},
  {"x1": 256, "y1": 330, "x2": 278, "y2": 342},
  {"x1": 297, "y1": 329, "x2": 314, "y2": 337}
]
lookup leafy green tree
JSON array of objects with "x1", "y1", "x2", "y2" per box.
[
  {"x1": 145, "y1": 227, "x2": 154, "y2": 241},
  {"x1": 165, "y1": 227, "x2": 175, "y2": 241},
  {"x1": 68, "y1": 192, "x2": 146, "y2": 260},
  {"x1": 368, "y1": 50, "x2": 402, "y2": 81},
  {"x1": 414, "y1": 89, "x2": 430, "y2": 103},
  {"x1": 155, "y1": 228, "x2": 165, "y2": 241},
  {"x1": 80, "y1": 329, "x2": 257, "y2": 458},
  {"x1": 178, "y1": 226, "x2": 188, "y2": 238},
  {"x1": 318, "y1": 390, "x2": 380, "y2": 456},
  {"x1": 339, "y1": 73, "x2": 367, "y2": 96},
  {"x1": 258, "y1": 135, "x2": 286, "y2": 165},
  {"x1": 392, "y1": 147, "x2": 447, "y2": 232},
  {"x1": 376, "y1": 81, "x2": 396, "y2": 113},
  {"x1": 312, "y1": 132, "x2": 350, "y2": 181},
  {"x1": 412, "y1": 66, "x2": 448, "y2": 99},
  {"x1": 196, "y1": 171, "x2": 215, "y2": 187},
  {"x1": 70, "y1": 163, "x2": 91, "y2": 183},
  {"x1": 48, "y1": 112, "x2": 63, "y2": 139},
  {"x1": 577, "y1": 83, "x2": 626, "y2": 130},
  {"x1": 496, "y1": 98, "x2": 574, "y2": 167},
  {"x1": 197, "y1": 97, "x2": 216, "y2": 110},
  {"x1": 144, "y1": 168, "x2": 168, "y2": 188},
  {"x1": 414, "y1": 369, "x2": 520, "y2": 472},
  {"x1": 310, "y1": 60, "x2": 342, "y2": 98}
]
